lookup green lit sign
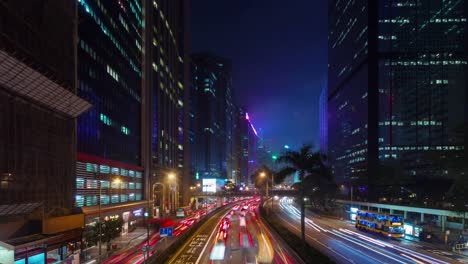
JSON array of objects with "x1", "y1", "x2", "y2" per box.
[{"x1": 272, "y1": 155, "x2": 278, "y2": 160}]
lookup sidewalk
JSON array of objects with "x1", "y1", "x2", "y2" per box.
[{"x1": 82, "y1": 227, "x2": 149, "y2": 263}]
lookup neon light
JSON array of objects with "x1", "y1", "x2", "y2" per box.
[
  {"x1": 245, "y1": 112, "x2": 258, "y2": 136},
  {"x1": 250, "y1": 123, "x2": 258, "y2": 136}
]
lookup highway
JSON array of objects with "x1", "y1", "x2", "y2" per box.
[
  {"x1": 273, "y1": 197, "x2": 467, "y2": 264},
  {"x1": 169, "y1": 197, "x2": 302, "y2": 264}
]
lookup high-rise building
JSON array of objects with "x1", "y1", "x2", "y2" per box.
[
  {"x1": 76, "y1": 0, "x2": 146, "y2": 228},
  {"x1": 143, "y1": 0, "x2": 190, "y2": 216},
  {"x1": 0, "y1": 0, "x2": 90, "y2": 261},
  {"x1": 319, "y1": 81, "x2": 328, "y2": 156},
  {"x1": 327, "y1": 1, "x2": 467, "y2": 199},
  {"x1": 241, "y1": 111, "x2": 259, "y2": 186},
  {"x1": 190, "y1": 54, "x2": 233, "y2": 182}
]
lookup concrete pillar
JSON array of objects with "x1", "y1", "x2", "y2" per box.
[
  {"x1": 420, "y1": 213, "x2": 424, "y2": 223},
  {"x1": 441, "y1": 215, "x2": 446, "y2": 231},
  {"x1": 378, "y1": 208, "x2": 382, "y2": 213},
  {"x1": 403, "y1": 211, "x2": 407, "y2": 220},
  {"x1": 390, "y1": 209, "x2": 394, "y2": 214}
]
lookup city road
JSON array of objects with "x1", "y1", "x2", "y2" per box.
[
  {"x1": 273, "y1": 197, "x2": 467, "y2": 264},
  {"x1": 169, "y1": 198, "x2": 302, "y2": 264}
]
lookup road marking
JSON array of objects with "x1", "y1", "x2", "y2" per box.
[
  {"x1": 275, "y1": 213, "x2": 353, "y2": 263},
  {"x1": 195, "y1": 210, "x2": 231, "y2": 264}
]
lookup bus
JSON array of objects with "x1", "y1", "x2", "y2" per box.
[{"x1": 355, "y1": 210, "x2": 405, "y2": 238}]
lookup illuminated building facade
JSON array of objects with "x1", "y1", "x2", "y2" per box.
[
  {"x1": 319, "y1": 81, "x2": 328, "y2": 156},
  {"x1": 190, "y1": 54, "x2": 234, "y2": 183},
  {"x1": 143, "y1": 0, "x2": 190, "y2": 214},
  {"x1": 328, "y1": 0, "x2": 467, "y2": 198},
  {"x1": 240, "y1": 111, "x2": 259, "y2": 185},
  {"x1": 76, "y1": 0, "x2": 145, "y2": 221}
]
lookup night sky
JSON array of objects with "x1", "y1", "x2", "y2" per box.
[{"x1": 191, "y1": 0, "x2": 328, "y2": 152}]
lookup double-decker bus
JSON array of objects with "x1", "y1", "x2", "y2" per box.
[{"x1": 355, "y1": 210, "x2": 405, "y2": 238}]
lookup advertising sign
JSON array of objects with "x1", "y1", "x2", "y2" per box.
[{"x1": 202, "y1": 179, "x2": 217, "y2": 193}]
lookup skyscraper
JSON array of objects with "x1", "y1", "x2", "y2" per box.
[
  {"x1": 190, "y1": 54, "x2": 233, "y2": 182},
  {"x1": 0, "y1": 0, "x2": 90, "y2": 261},
  {"x1": 144, "y1": 0, "x2": 190, "y2": 215},
  {"x1": 327, "y1": 1, "x2": 467, "y2": 199},
  {"x1": 76, "y1": 0, "x2": 146, "y2": 228},
  {"x1": 319, "y1": 81, "x2": 328, "y2": 156},
  {"x1": 242, "y1": 112, "x2": 259, "y2": 186}
]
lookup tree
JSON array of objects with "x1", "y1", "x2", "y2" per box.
[
  {"x1": 276, "y1": 144, "x2": 331, "y2": 243},
  {"x1": 83, "y1": 217, "x2": 124, "y2": 250}
]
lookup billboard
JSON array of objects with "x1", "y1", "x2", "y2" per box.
[{"x1": 202, "y1": 179, "x2": 217, "y2": 193}]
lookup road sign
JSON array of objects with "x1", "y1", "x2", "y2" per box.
[
  {"x1": 160, "y1": 227, "x2": 168, "y2": 237},
  {"x1": 160, "y1": 227, "x2": 173, "y2": 237}
]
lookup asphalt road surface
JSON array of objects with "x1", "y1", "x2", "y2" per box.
[
  {"x1": 169, "y1": 198, "x2": 301, "y2": 264},
  {"x1": 273, "y1": 197, "x2": 467, "y2": 264}
]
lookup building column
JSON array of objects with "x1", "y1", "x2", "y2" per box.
[
  {"x1": 403, "y1": 211, "x2": 407, "y2": 220},
  {"x1": 441, "y1": 215, "x2": 446, "y2": 231},
  {"x1": 420, "y1": 213, "x2": 425, "y2": 223},
  {"x1": 390, "y1": 209, "x2": 394, "y2": 214},
  {"x1": 378, "y1": 208, "x2": 382, "y2": 213}
]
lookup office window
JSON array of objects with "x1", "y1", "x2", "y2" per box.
[
  {"x1": 76, "y1": 195, "x2": 84, "y2": 207},
  {"x1": 101, "y1": 195, "x2": 109, "y2": 205},
  {"x1": 111, "y1": 194, "x2": 119, "y2": 204},
  {"x1": 76, "y1": 178, "x2": 84, "y2": 189},
  {"x1": 86, "y1": 196, "x2": 98, "y2": 206}
]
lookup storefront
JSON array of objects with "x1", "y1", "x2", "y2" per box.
[{"x1": 82, "y1": 202, "x2": 147, "y2": 234}]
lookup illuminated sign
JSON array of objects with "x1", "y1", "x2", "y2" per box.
[
  {"x1": 350, "y1": 207, "x2": 358, "y2": 221},
  {"x1": 133, "y1": 209, "x2": 142, "y2": 217},
  {"x1": 404, "y1": 224, "x2": 413, "y2": 236},
  {"x1": 202, "y1": 179, "x2": 216, "y2": 193}
]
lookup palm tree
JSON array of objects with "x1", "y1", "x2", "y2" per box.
[{"x1": 276, "y1": 144, "x2": 329, "y2": 243}]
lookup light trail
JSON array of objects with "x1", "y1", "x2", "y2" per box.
[{"x1": 279, "y1": 197, "x2": 453, "y2": 264}]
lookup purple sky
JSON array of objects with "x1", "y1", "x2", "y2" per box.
[{"x1": 191, "y1": 0, "x2": 328, "y2": 152}]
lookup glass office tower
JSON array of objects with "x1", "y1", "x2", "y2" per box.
[{"x1": 328, "y1": 0, "x2": 467, "y2": 198}]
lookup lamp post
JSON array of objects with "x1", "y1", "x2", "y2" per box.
[
  {"x1": 97, "y1": 176, "x2": 121, "y2": 263},
  {"x1": 260, "y1": 172, "x2": 273, "y2": 214}
]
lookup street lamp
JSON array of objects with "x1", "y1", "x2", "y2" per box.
[
  {"x1": 97, "y1": 176, "x2": 121, "y2": 262},
  {"x1": 260, "y1": 172, "x2": 275, "y2": 213}
]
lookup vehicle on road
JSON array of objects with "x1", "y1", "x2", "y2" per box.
[{"x1": 355, "y1": 210, "x2": 405, "y2": 238}]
